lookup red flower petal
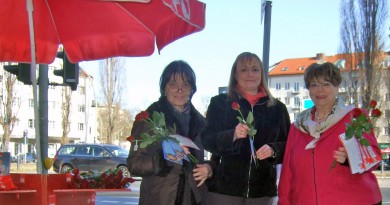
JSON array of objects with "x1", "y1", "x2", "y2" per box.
[
  {"x1": 371, "y1": 108, "x2": 382, "y2": 117},
  {"x1": 369, "y1": 100, "x2": 377, "y2": 108},
  {"x1": 72, "y1": 168, "x2": 79, "y2": 175},
  {"x1": 126, "y1": 136, "x2": 135, "y2": 142},
  {"x1": 135, "y1": 111, "x2": 149, "y2": 121},
  {"x1": 352, "y1": 108, "x2": 363, "y2": 118},
  {"x1": 231, "y1": 102, "x2": 240, "y2": 110}
]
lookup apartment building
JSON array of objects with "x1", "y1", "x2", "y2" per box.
[{"x1": 0, "y1": 60, "x2": 97, "y2": 157}]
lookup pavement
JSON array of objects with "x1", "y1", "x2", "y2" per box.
[{"x1": 374, "y1": 171, "x2": 390, "y2": 187}]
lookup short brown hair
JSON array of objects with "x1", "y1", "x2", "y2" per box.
[{"x1": 304, "y1": 62, "x2": 342, "y2": 89}]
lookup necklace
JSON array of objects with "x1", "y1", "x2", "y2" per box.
[{"x1": 314, "y1": 111, "x2": 330, "y2": 122}]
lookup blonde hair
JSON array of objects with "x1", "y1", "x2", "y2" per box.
[{"x1": 227, "y1": 52, "x2": 275, "y2": 106}]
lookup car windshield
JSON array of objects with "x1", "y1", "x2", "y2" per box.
[{"x1": 104, "y1": 145, "x2": 128, "y2": 157}]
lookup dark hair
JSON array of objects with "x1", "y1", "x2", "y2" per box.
[
  {"x1": 227, "y1": 52, "x2": 275, "y2": 106},
  {"x1": 159, "y1": 60, "x2": 197, "y2": 98},
  {"x1": 304, "y1": 62, "x2": 342, "y2": 88}
]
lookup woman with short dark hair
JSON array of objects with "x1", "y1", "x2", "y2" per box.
[{"x1": 128, "y1": 60, "x2": 214, "y2": 205}]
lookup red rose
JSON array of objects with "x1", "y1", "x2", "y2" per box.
[
  {"x1": 135, "y1": 111, "x2": 149, "y2": 121},
  {"x1": 232, "y1": 102, "x2": 240, "y2": 110},
  {"x1": 371, "y1": 108, "x2": 382, "y2": 117},
  {"x1": 369, "y1": 100, "x2": 377, "y2": 108},
  {"x1": 352, "y1": 108, "x2": 363, "y2": 118},
  {"x1": 126, "y1": 136, "x2": 135, "y2": 142},
  {"x1": 72, "y1": 168, "x2": 79, "y2": 175}
]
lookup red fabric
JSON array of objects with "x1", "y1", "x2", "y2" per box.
[
  {"x1": 0, "y1": 175, "x2": 17, "y2": 191},
  {"x1": 238, "y1": 85, "x2": 267, "y2": 106},
  {"x1": 0, "y1": 0, "x2": 205, "y2": 63},
  {"x1": 278, "y1": 110, "x2": 382, "y2": 205}
]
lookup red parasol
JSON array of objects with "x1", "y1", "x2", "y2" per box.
[{"x1": 0, "y1": 0, "x2": 206, "y2": 63}]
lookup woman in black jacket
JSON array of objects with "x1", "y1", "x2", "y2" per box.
[
  {"x1": 127, "y1": 60, "x2": 214, "y2": 205},
  {"x1": 201, "y1": 52, "x2": 291, "y2": 205}
]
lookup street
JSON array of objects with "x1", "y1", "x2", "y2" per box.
[{"x1": 95, "y1": 178, "x2": 390, "y2": 205}]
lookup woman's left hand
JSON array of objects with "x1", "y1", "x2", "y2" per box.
[
  {"x1": 334, "y1": 147, "x2": 348, "y2": 164},
  {"x1": 256, "y1": 144, "x2": 274, "y2": 160},
  {"x1": 193, "y1": 163, "x2": 212, "y2": 187}
]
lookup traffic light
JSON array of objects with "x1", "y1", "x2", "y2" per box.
[
  {"x1": 3, "y1": 63, "x2": 33, "y2": 85},
  {"x1": 54, "y1": 51, "x2": 79, "y2": 91}
]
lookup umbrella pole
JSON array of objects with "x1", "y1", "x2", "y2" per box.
[{"x1": 27, "y1": 0, "x2": 43, "y2": 174}]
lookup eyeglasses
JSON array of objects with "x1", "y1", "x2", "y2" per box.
[
  {"x1": 166, "y1": 82, "x2": 192, "y2": 93},
  {"x1": 309, "y1": 81, "x2": 333, "y2": 89}
]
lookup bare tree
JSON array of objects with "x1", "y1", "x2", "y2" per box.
[
  {"x1": 200, "y1": 96, "x2": 211, "y2": 116},
  {"x1": 59, "y1": 87, "x2": 72, "y2": 144},
  {"x1": 0, "y1": 64, "x2": 20, "y2": 151},
  {"x1": 98, "y1": 58, "x2": 126, "y2": 144},
  {"x1": 339, "y1": 0, "x2": 388, "y2": 107}
]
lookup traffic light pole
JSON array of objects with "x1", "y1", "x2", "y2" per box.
[{"x1": 38, "y1": 64, "x2": 49, "y2": 174}]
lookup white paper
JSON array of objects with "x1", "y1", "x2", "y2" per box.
[
  {"x1": 338, "y1": 133, "x2": 380, "y2": 174},
  {"x1": 169, "y1": 134, "x2": 200, "y2": 150}
]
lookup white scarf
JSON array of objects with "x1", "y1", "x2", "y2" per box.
[{"x1": 294, "y1": 102, "x2": 354, "y2": 149}]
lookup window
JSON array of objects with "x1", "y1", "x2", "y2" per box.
[
  {"x1": 49, "y1": 120, "x2": 55, "y2": 129},
  {"x1": 78, "y1": 105, "x2": 85, "y2": 112},
  {"x1": 29, "y1": 99, "x2": 34, "y2": 108},
  {"x1": 78, "y1": 123, "x2": 84, "y2": 131},
  {"x1": 276, "y1": 83, "x2": 281, "y2": 90},
  {"x1": 294, "y1": 97, "x2": 300, "y2": 107},
  {"x1": 384, "y1": 127, "x2": 389, "y2": 135},
  {"x1": 49, "y1": 101, "x2": 56, "y2": 109},
  {"x1": 294, "y1": 82, "x2": 299, "y2": 92},
  {"x1": 386, "y1": 93, "x2": 390, "y2": 101},
  {"x1": 28, "y1": 119, "x2": 34, "y2": 128},
  {"x1": 285, "y1": 97, "x2": 290, "y2": 105},
  {"x1": 12, "y1": 97, "x2": 21, "y2": 106},
  {"x1": 285, "y1": 82, "x2": 290, "y2": 90},
  {"x1": 281, "y1": 67, "x2": 288, "y2": 71},
  {"x1": 384, "y1": 110, "x2": 390, "y2": 118},
  {"x1": 78, "y1": 86, "x2": 85, "y2": 95}
]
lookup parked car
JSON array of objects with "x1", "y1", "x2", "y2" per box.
[
  {"x1": 11, "y1": 153, "x2": 37, "y2": 163},
  {"x1": 53, "y1": 143, "x2": 130, "y2": 177}
]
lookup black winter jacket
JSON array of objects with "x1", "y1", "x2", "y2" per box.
[{"x1": 201, "y1": 93, "x2": 290, "y2": 198}]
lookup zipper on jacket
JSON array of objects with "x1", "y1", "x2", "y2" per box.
[
  {"x1": 312, "y1": 148, "x2": 318, "y2": 205},
  {"x1": 246, "y1": 158, "x2": 252, "y2": 197},
  {"x1": 246, "y1": 106, "x2": 255, "y2": 197}
]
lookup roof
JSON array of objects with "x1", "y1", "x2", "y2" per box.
[
  {"x1": 268, "y1": 53, "x2": 339, "y2": 76},
  {"x1": 268, "y1": 52, "x2": 390, "y2": 76}
]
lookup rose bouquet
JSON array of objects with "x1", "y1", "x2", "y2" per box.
[
  {"x1": 128, "y1": 111, "x2": 198, "y2": 165},
  {"x1": 68, "y1": 168, "x2": 135, "y2": 189},
  {"x1": 328, "y1": 100, "x2": 382, "y2": 173}
]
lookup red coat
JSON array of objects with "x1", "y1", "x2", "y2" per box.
[{"x1": 278, "y1": 110, "x2": 382, "y2": 205}]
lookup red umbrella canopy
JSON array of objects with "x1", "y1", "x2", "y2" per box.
[{"x1": 0, "y1": 0, "x2": 205, "y2": 64}]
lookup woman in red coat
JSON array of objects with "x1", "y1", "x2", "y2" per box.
[{"x1": 278, "y1": 62, "x2": 382, "y2": 205}]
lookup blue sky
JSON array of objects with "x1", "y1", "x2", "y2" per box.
[{"x1": 80, "y1": 0, "x2": 388, "y2": 114}]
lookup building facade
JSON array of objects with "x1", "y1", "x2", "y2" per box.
[
  {"x1": 0, "y1": 60, "x2": 97, "y2": 157},
  {"x1": 268, "y1": 52, "x2": 390, "y2": 144}
]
